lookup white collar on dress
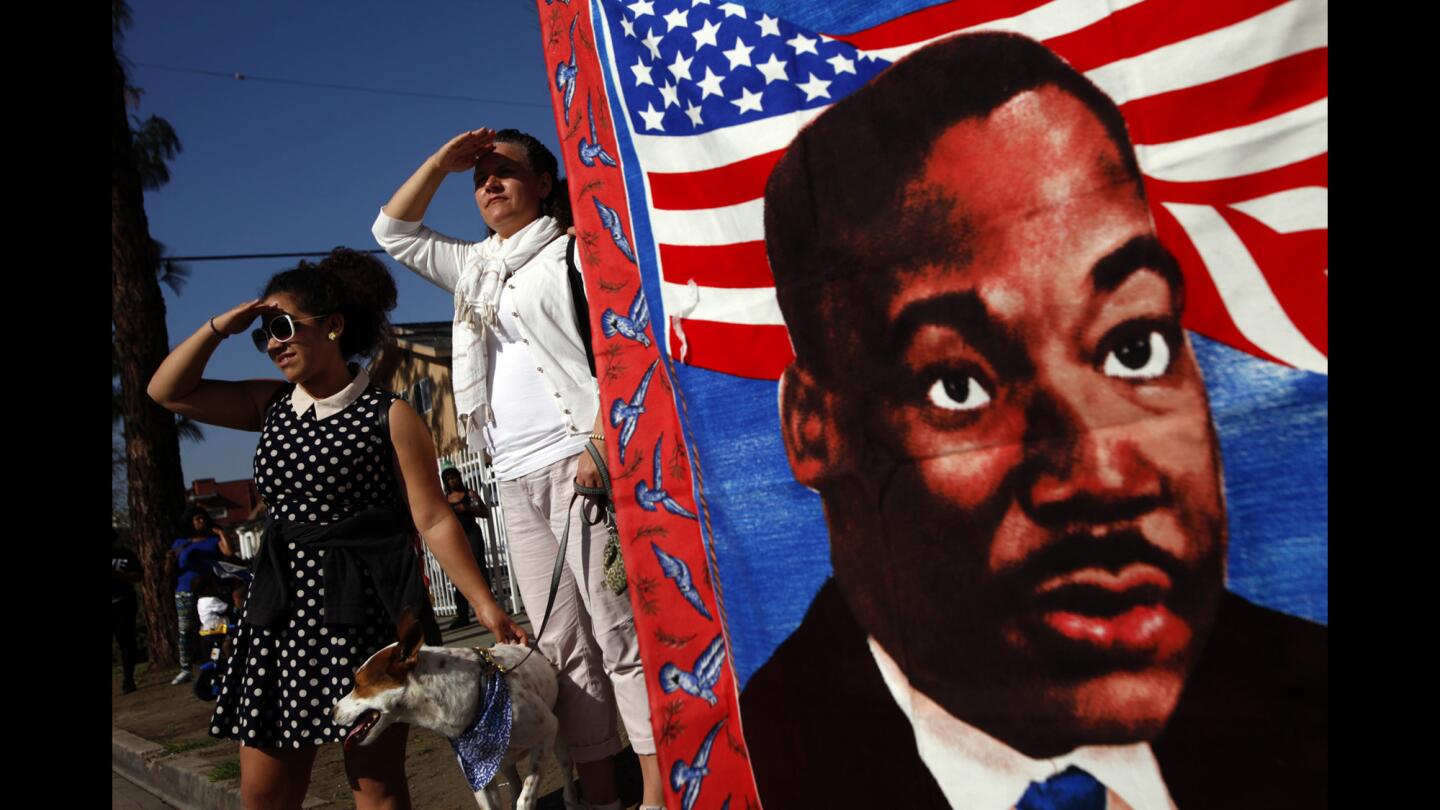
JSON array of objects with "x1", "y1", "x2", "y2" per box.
[
  {"x1": 290, "y1": 365, "x2": 370, "y2": 420},
  {"x1": 867, "y1": 637, "x2": 1177, "y2": 810}
]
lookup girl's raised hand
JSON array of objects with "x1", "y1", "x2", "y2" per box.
[{"x1": 212, "y1": 298, "x2": 269, "y2": 337}]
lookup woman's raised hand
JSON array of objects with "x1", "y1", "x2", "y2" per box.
[
  {"x1": 431, "y1": 128, "x2": 497, "y2": 173},
  {"x1": 211, "y1": 298, "x2": 269, "y2": 337}
]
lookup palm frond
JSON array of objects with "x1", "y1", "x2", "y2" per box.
[
  {"x1": 113, "y1": 0, "x2": 132, "y2": 46},
  {"x1": 131, "y1": 115, "x2": 182, "y2": 190},
  {"x1": 176, "y1": 414, "x2": 205, "y2": 442},
  {"x1": 151, "y1": 238, "x2": 190, "y2": 293}
]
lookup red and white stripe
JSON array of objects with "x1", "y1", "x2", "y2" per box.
[{"x1": 600, "y1": 0, "x2": 1329, "y2": 379}]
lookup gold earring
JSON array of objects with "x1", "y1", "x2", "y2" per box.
[{"x1": 328, "y1": 332, "x2": 337, "y2": 341}]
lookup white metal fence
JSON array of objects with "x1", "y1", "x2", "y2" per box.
[
  {"x1": 234, "y1": 524, "x2": 263, "y2": 560},
  {"x1": 423, "y1": 447, "x2": 524, "y2": 617}
]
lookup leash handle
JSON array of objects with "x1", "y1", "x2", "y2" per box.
[{"x1": 515, "y1": 441, "x2": 611, "y2": 668}]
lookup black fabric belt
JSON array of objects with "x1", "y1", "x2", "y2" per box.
[{"x1": 245, "y1": 506, "x2": 440, "y2": 644}]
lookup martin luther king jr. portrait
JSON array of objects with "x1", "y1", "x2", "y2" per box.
[{"x1": 737, "y1": 31, "x2": 1327, "y2": 810}]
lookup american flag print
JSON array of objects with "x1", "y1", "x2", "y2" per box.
[{"x1": 591, "y1": 0, "x2": 1327, "y2": 380}]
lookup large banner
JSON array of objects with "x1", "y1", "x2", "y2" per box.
[{"x1": 538, "y1": 1, "x2": 1326, "y2": 807}]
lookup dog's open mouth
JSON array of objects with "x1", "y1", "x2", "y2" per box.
[{"x1": 343, "y1": 710, "x2": 381, "y2": 751}]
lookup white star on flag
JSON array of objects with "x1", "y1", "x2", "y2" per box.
[
  {"x1": 755, "y1": 52, "x2": 788, "y2": 84},
  {"x1": 621, "y1": 16, "x2": 637, "y2": 38},
  {"x1": 719, "y1": 2, "x2": 746, "y2": 18},
  {"x1": 627, "y1": 0, "x2": 654, "y2": 18},
  {"x1": 638, "y1": 101, "x2": 666, "y2": 130},
  {"x1": 683, "y1": 100, "x2": 704, "y2": 127},
  {"x1": 630, "y1": 56, "x2": 654, "y2": 86},
  {"x1": 756, "y1": 14, "x2": 781, "y2": 37},
  {"x1": 663, "y1": 7, "x2": 689, "y2": 32},
  {"x1": 669, "y1": 50, "x2": 694, "y2": 82},
  {"x1": 659, "y1": 80, "x2": 680, "y2": 108},
  {"x1": 826, "y1": 53, "x2": 856, "y2": 75},
  {"x1": 696, "y1": 66, "x2": 725, "y2": 99},
  {"x1": 731, "y1": 86, "x2": 764, "y2": 113},
  {"x1": 693, "y1": 18, "x2": 721, "y2": 50},
  {"x1": 722, "y1": 37, "x2": 754, "y2": 70},
  {"x1": 786, "y1": 33, "x2": 819, "y2": 56},
  {"x1": 796, "y1": 73, "x2": 832, "y2": 101},
  {"x1": 642, "y1": 28, "x2": 663, "y2": 60}
]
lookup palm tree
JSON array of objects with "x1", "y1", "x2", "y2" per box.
[{"x1": 112, "y1": 0, "x2": 188, "y2": 669}]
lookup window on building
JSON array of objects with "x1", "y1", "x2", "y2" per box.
[{"x1": 413, "y1": 378, "x2": 434, "y2": 414}]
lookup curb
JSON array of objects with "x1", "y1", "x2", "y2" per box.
[{"x1": 112, "y1": 727, "x2": 327, "y2": 809}]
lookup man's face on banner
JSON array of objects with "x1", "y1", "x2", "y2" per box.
[{"x1": 783, "y1": 86, "x2": 1227, "y2": 756}]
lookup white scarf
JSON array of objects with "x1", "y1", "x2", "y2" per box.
[{"x1": 452, "y1": 216, "x2": 563, "y2": 445}]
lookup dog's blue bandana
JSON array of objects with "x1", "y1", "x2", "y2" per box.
[{"x1": 448, "y1": 666, "x2": 512, "y2": 791}]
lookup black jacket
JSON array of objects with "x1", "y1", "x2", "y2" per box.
[{"x1": 739, "y1": 580, "x2": 1327, "y2": 809}]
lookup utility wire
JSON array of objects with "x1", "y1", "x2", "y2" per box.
[
  {"x1": 131, "y1": 62, "x2": 551, "y2": 109},
  {"x1": 165, "y1": 250, "x2": 387, "y2": 262}
]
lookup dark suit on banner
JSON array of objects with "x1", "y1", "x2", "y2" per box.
[{"x1": 740, "y1": 582, "x2": 1327, "y2": 810}]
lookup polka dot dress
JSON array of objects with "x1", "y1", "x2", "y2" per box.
[{"x1": 210, "y1": 382, "x2": 403, "y2": 748}]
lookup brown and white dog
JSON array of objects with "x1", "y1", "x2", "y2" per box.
[{"x1": 333, "y1": 611, "x2": 578, "y2": 810}]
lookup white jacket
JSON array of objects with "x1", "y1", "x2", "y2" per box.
[{"x1": 371, "y1": 209, "x2": 598, "y2": 450}]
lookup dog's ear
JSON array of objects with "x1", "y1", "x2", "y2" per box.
[{"x1": 389, "y1": 607, "x2": 425, "y2": 675}]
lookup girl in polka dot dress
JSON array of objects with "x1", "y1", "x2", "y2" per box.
[{"x1": 148, "y1": 248, "x2": 527, "y2": 809}]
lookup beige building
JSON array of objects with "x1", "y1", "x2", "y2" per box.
[{"x1": 368, "y1": 322, "x2": 467, "y2": 457}]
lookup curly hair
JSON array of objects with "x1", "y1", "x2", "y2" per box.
[
  {"x1": 261, "y1": 248, "x2": 398, "y2": 359},
  {"x1": 178, "y1": 505, "x2": 216, "y2": 537},
  {"x1": 489, "y1": 129, "x2": 573, "y2": 230}
]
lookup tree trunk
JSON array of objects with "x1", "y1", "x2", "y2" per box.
[{"x1": 113, "y1": 48, "x2": 185, "y2": 669}]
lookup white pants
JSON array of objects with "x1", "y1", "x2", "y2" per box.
[{"x1": 500, "y1": 453, "x2": 655, "y2": 762}]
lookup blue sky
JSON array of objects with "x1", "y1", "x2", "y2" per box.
[{"x1": 120, "y1": 0, "x2": 566, "y2": 486}]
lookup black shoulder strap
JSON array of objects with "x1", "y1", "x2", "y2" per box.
[{"x1": 566, "y1": 235, "x2": 597, "y2": 377}]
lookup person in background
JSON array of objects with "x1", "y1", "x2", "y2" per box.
[
  {"x1": 167, "y1": 506, "x2": 233, "y2": 684},
  {"x1": 112, "y1": 527, "x2": 143, "y2": 694},
  {"x1": 442, "y1": 465, "x2": 491, "y2": 630}
]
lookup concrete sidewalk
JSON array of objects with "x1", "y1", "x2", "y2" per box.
[{"x1": 111, "y1": 614, "x2": 588, "y2": 810}]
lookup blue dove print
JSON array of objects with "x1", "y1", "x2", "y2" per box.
[
  {"x1": 611, "y1": 359, "x2": 659, "y2": 465},
  {"x1": 636, "y1": 434, "x2": 697, "y2": 520},
  {"x1": 651, "y1": 541, "x2": 712, "y2": 621},
  {"x1": 660, "y1": 634, "x2": 727, "y2": 706},
  {"x1": 600, "y1": 288, "x2": 651, "y2": 348},
  {"x1": 579, "y1": 95, "x2": 618, "y2": 168},
  {"x1": 555, "y1": 16, "x2": 578, "y2": 123},
  {"x1": 592, "y1": 197, "x2": 638, "y2": 263},
  {"x1": 671, "y1": 718, "x2": 725, "y2": 810}
]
